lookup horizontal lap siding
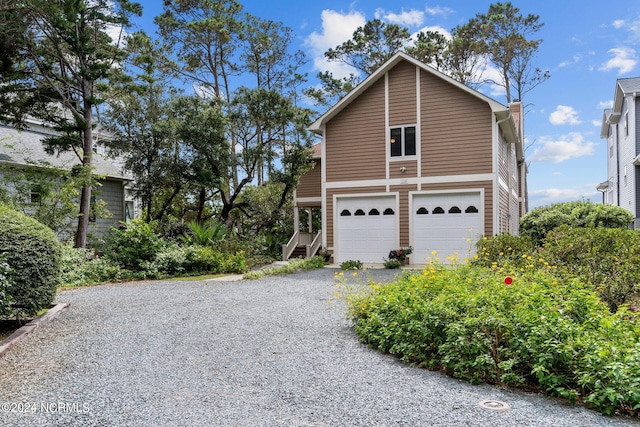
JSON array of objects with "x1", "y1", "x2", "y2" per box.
[
  {"x1": 388, "y1": 61, "x2": 417, "y2": 125},
  {"x1": 95, "y1": 179, "x2": 124, "y2": 235},
  {"x1": 325, "y1": 79, "x2": 386, "y2": 182},
  {"x1": 390, "y1": 184, "x2": 417, "y2": 247},
  {"x1": 296, "y1": 159, "x2": 321, "y2": 199},
  {"x1": 389, "y1": 160, "x2": 418, "y2": 179},
  {"x1": 326, "y1": 186, "x2": 386, "y2": 249},
  {"x1": 421, "y1": 70, "x2": 493, "y2": 176},
  {"x1": 419, "y1": 181, "x2": 494, "y2": 236}
]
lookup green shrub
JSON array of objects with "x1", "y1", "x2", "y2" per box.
[
  {"x1": 103, "y1": 219, "x2": 165, "y2": 271},
  {"x1": 181, "y1": 220, "x2": 226, "y2": 247},
  {"x1": 520, "y1": 201, "x2": 632, "y2": 246},
  {"x1": 541, "y1": 225, "x2": 640, "y2": 311},
  {"x1": 340, "y1": 260, "x2": 363, "y2": 270},
  {"x1": 0, "y1": 257, "x2": 13, "y2": 316},
  {"x1": 472, "y1": 234, "x2": 534, "y2": 269},
  {"x1": 0, "y1": 204, "x2": 62, "y2": 318},
  {"x1": 60, "y1": 245, "x2": 139, "y2": 286},
  {"x1": 348, "y1": 265, "x2": 640, "y2": 416},
  {"x1": 384, "y1": 259, "x2": 402, "y2": 269}
]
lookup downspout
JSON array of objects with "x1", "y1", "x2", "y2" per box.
[{"x1": 616, "y1": 123, "x2": 621, "y2": 207}]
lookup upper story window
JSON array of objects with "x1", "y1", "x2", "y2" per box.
[{"x1": 390, "y1": 126, "x2": 416, "y2": 157}]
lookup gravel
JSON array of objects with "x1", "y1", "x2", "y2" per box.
[{"x1": 0, "y1": 268, "x2": 638, "y2": 427}]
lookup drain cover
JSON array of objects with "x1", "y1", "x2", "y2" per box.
[{"x1": 478, "y1": 400, "x2": 511, "y2": 411}]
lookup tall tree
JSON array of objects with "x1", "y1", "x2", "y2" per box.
[
  {"x1": 465, "y1": 2, "x2": 549, "y2": 102},
  {"x1": 104, "y1": 32, "x2": 188, "y2": 224},
  {"x1": 0, "y1": 0, "x2": 141, "y2": 247}
]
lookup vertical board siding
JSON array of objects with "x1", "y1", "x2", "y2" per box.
[
  {"x1": 325, "y1": 79, "x2": 386, "y2": 182},
  {"x1": 296, "y1": 159, "x2": 321, "y2": 199},
  {"x1": 388, "y1": 61, "x2": 417, "y2": 125},
  {"x1": 420, "y1": 70, "x2": 493, "y2": 176}
]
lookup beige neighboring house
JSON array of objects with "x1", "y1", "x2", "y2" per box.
[
  {"x1": 0, "y1": 120, "x2": 135, "y2": 240},
  {"x1": 284, "y1": 52, "x2": 527, "y2": 265}
]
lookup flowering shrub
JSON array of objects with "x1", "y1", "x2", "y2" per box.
[
  {"x1": 340, "y1": 260, "x2": 363, "y2": 270},
  {"x1": 348, "y1": 264, "x2": 640, "y2": 416}
]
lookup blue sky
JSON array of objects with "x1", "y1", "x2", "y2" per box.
[{"x1": 132, "y1": 1, "x2": 640, "y2": 209}]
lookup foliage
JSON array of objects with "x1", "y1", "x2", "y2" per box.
[
  {"x1": 0, "y1": 0, "x2": 142, "y2": 248},
  {"x1": 348, "y1": 264, "x2": 640, "y2": 416},
  {"x1": 471, "y1": 234, "x2": 534, "y2": 269},
  {"x1": 340, "y1": 260, "x2": 363, "y2": 270},
  {"x1": 383, "y1": 259, "x2": 402, "y2": 269},
  {"x1": 0, "y1": 256, "x2": 13, "y2": 316},
  {"x1": 520, "y1": 201, "x2": 633, "y2": 246},
  {"x1": 463, "y1": 2, "x2": 549, "y2": 102},
  {"x1": 388, "y1": 246, "x2": 413, "y2": 262},
  {"x1": 0, "y1": 204, "x2": 62, "y2": 318},
  {"x1": 59, "y1": 246, "x2": 138, "y2": 287},
  {"x1": 102, "y1": 220, "x2": 165, "y2": 271},
  {"x1": 542, "y1": 226, "x2": 640, "y2": 312},
  {"x1": 181, "y1": 220, "x2": 226, "y2": 247},
  {"x1": 243, "y1": 256, "x2": 326, "y2": 280}
]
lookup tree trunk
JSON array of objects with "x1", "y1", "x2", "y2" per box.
[{"x1": 74, "y1": 77, "x2": 93, "y2": 249}]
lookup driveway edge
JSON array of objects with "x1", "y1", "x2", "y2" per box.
[{"x1": 0, "y1": 303, "x2": 70, "y2": 358}]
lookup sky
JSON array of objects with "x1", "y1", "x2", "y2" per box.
[{"x1": 131, "y1": 0, "x2": 640, "y2": 210}]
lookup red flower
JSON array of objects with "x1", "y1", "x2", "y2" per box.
[{"x1": 504, "y1": 277, "x2": 513, "y2": 285}]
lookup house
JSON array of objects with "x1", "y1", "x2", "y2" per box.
[
  {"x1": 284, "y1": 52, "x2": 527, "y2": 265},
  {"x1": 599, "y1": 77, "x2": 640, "y2": 228},
  {"x1": 0, "y1": 120, "x2": 135, "y2": 240}
]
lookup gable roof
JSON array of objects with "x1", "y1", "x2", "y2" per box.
[
  {"x1": 602, "y1": 77, "x2": 640, "y2": 138},
  {"x1": 309, "y1": 52, "x2": 510, "y2": 135},
  {"x1": 0, "y1": 123, "x2": 131, "y2": 181}
]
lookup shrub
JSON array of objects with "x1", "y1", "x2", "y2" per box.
[
  {"x1": 102, "y1": 219, "x2": 165, "y2": 271},
  {"x1": 472, "y1": 234, "x2": 534, "y2": 269},
  {"x1": 0, "y1": 257, "x2": 13, "y2": 316},
  {"x1": 541, "y1": 225, "x2": 640, "y2": 311},
  {"x1": 181, "y1": 220, "x2": 226, "y2": 247},
  {"x1": 60, "y1": 245, "x2": 140, "y2": 287},
  {"x1": 244, "y1": 256, "x2": 326, "y2": 280},
  {"x1": 348, "y1": 265, "x2": 640, "y2": 416},
  {"x1": 0, "y1": 204, "x2": 62, "y2": 318},
  {"x1": 520, "y1": 201, "x2": 632, "y2": 246},
  {"x1": 340, "y1": 260, "x2": 363, "y2": 270},
  {"x1": 383, "y1": 259, "x2": 402, "y2": 269}
]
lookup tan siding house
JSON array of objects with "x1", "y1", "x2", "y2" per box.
[{"x1": 287, "y1": 52, "x2": 527, "y2": 265}]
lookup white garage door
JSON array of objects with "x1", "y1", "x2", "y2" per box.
[
  {"x1": 412, "y1": 192, "x2": 483, "y2": 264},
  {"x1": 336, "y1": 196, "x2": 397, "y2": 264}
]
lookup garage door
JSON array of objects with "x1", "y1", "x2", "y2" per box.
[
  {"x1": 412, "y1": 192, "x2": 483, "y2": 264},
  {"x1": 336, "y1": 195, "x2": 397, "y2": 264}
]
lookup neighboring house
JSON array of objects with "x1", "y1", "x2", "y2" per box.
[
  {"x1": 0, "y1": 120, "x2": 135, "y2": 240},
  {"x1": 284, "y1": 52, "x2": 527, "y2": 265},
  {"x1": 599, "y1": 77, "x2": 640, "y2": 228}
]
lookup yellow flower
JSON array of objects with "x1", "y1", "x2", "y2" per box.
[{"x1": 431, "y1": 250, "x2": 438, "y2": 256}]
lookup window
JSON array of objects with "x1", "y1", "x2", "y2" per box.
[
  {"x1": 89, "y1": 195, "x2": 97, "y2": 222},
  {"x1": 125, "y1": 201, "x2": 134, "y2": 221},
  {"x1": 354, "y1": 209, "x2": 366, "y2": 216},
  {"x1": 390, "y1": 126, "x2": 416, "y2": 157},
  {"x1": 383, "y1": 208, "x2": 395, "y2": 215},
  {"x1": 369, "y1": 208, "x2": 380, "y2": 216},
  {"x1": 340, "y1": 209, "x2": 351, "y2": 216},
  {"x1": 30, "y1": 184, "x2": 42, "y2": 204},
  {"x1": 416, "y1": 207, "x2": 428, "y2": 215},
  {"x1": 433, "y1": 207, "x2": 445, "y2": 214},
  {"x1": 448, "y1": 206, "x2": 461, "y2": 214},
  {"x1": 625, "y1": 112, "x2": 629, "y2": 136},
  {"x1": 465, "y1": 206, "x2": 479, "y2": 213}
]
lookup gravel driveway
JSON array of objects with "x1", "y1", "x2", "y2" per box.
[{"x1": 0, "y1": 268, "x2": 637, "y2": 426}]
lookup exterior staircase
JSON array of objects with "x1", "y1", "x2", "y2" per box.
[{"x1": 282, "y1": 231, "x2": 322, "y2": 261}]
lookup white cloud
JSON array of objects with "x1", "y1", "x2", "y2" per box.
[
  {"x1": 613, "y1": 19, "x2": 626, "y2": 29},
  {"x1": 413, "y1": 25, "x2": 451, "y2": 39},
  {"x1": 528, "y1": 186, "x2": 600, "y2": 208},
  {"x1": 375, "y1": 8, "x2": 424, "y2": 27},
  {"x1": 599, "y1": 47, "x2": 638, "y2": 74},
  {"x1": 305, "y1": 9, "x2": 366, "y2": 78},
  {"x1": 528, "y1": 132, "x2": 596, "y2": 163},
  {"x1": 549, "y1": 105, "x2": 582, "y2": 125},
  {"x1": 592, "y1": 119, "x2": 602, "y2": 127},
  {"x1": 425, "y1": 5, "x2": 455, "y2": 16},
  {"x1": 558, "y1": 55, "x2": 582, "y2": 68},
  {"x1": 598, "y1": 100, "x2": 613, "y2": 109}
]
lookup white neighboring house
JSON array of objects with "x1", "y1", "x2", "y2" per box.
[
  {"x1": 0, "y1": 120, "x2": 136, "y2": 240},
  {"x1": 600, "y1": 77, "x2": 640, "y2": 228}
]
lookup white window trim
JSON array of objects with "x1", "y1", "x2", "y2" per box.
[{"x1": 388, "y1": 124, "x2": 419, "y2": 160}]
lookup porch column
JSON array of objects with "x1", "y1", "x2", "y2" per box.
[
  {"x1": 307, "y1": 208, "x2": 313, "y2": 233},
  {"x1": 294, "y1": 205, "x2": 300, "y2": 233}
]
